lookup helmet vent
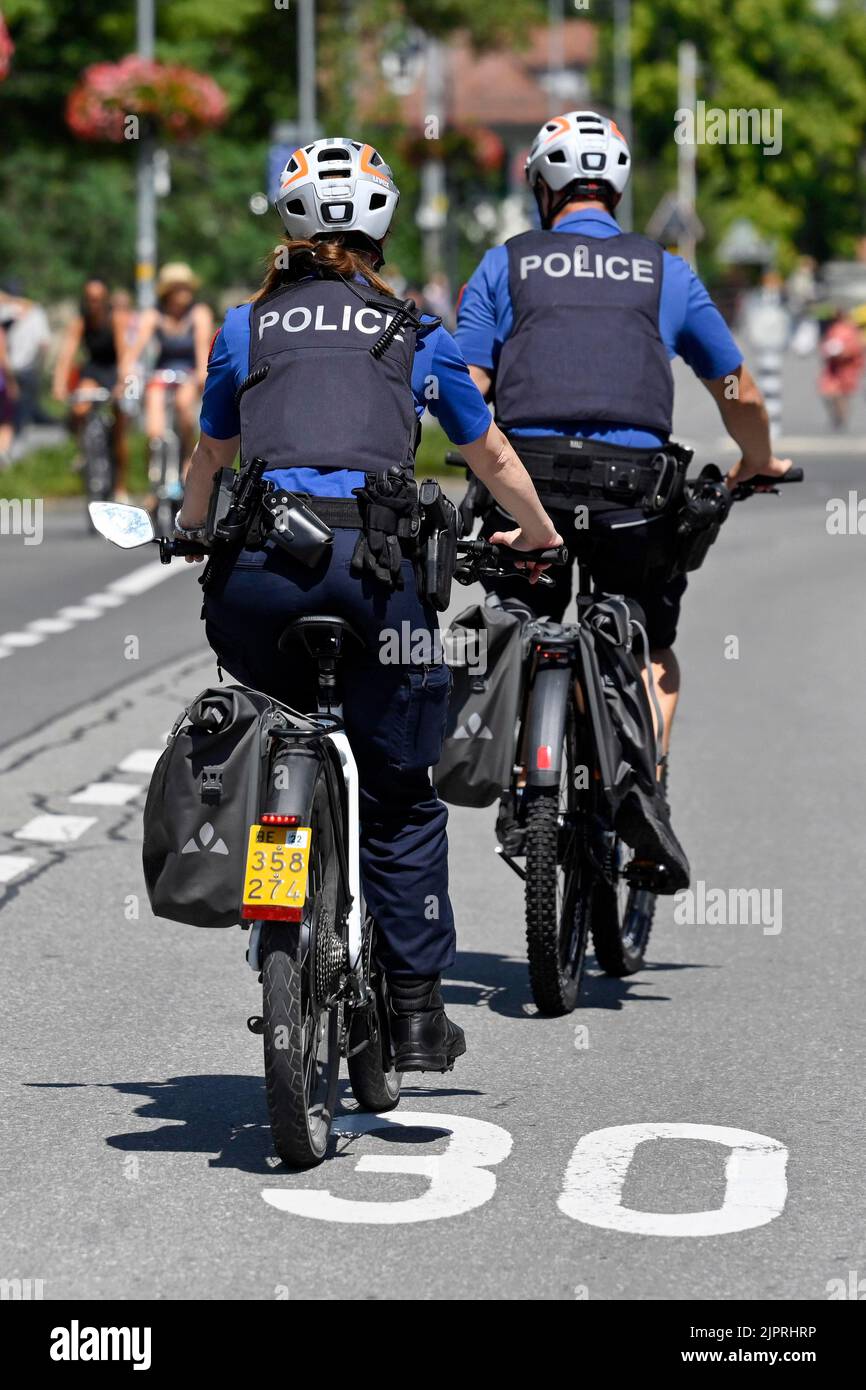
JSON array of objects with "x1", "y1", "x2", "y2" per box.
[
  {"x1": 318, "y1": 148, "x2": 350, "y2": 163},
  {"x1": 548, "y1": 149, "x2": 567, "y2": 163},
  {"x1": 285, "y1": 198, "x2": 305, "y2": 215},
  {"x1": 618, "y1": 151, "x2": 629, "y2": 165},
  {"x1": 369, "y1": 193, "x2": 387, "y2": 209}
]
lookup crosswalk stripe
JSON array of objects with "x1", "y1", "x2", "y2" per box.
[
  {"x1": 69, "y1": 782, "x2": 142, "y2": 806},
  {"x1": 0, "y1": 855, "x2": 37, "y2": 884},
  {"x1": 117, "y1": 749, "x2": 163, "y2": 774},
  {"x1": 14, "y1": 814, "x2": 97, "y2": 844}
]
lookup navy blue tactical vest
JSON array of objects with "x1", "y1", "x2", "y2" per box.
[
  {"x1": 241, "y1": 277, "x2": 419, "y2": 475},
  {"x1": 495, "y1": 230, "x2": 674, "y2": 436}
]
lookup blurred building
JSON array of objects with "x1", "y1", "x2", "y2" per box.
[{"x1": 360, "y1": 19, "x2": 598, "y2": 193}]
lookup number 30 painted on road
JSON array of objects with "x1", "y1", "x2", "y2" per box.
[{"x1": 261, "y1": 1113, "x2": 788, "y2": 1235}]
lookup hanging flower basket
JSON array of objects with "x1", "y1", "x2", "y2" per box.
[
  {"x1": 66, "y1": 56, "x2": 228, "y2": 142},
  {"x1": 401, "y1": 125, "x2": 506, "y2": 179},
  {"x1": 0, "y1": 11, "x2": 14, "y2": 83}
]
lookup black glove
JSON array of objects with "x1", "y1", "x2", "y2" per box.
[{"x1": 351, "y1": 470, "x2": 420, "y2": 588}]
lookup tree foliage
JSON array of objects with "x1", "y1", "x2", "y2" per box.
[{"x1": 627, "y1": 0, "x2": 866, "y2": 267}]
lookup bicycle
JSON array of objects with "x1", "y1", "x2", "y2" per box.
[
  {"x1": 89, "y1": 499, "x2": 404, "y2": 1167},
  {"x1": 147, "y1": 369, "x2": 188, "y2": 537},
  {"x1": 71, "y1": 386, "x2": 116, "y2": 530},
  {"x1": 451, "y1": 466, "x2": 803, "y2": 1016}
]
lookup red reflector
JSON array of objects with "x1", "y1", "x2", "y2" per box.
[
  {"x1": 242, "y1": 904, "x2": 303, "y2": 921},
  {"x1": 536, "y1": 744, "x2": 552, "y2": 770},
  {"x1": 260, "y1": 814, "x2": 300, "y2": 825}
]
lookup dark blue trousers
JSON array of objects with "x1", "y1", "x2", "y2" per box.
[{"x1": 203, "y1": 528, "x2": 456, "y2": 976}]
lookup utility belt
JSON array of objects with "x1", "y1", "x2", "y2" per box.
[
  {"x1": 200, "y1": 458, "x2": 457, "y2": 611},
  {"x1": 506, "y1": 435, "x2": 693, "y2": 515}
]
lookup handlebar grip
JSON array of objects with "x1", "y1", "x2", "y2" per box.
[
  {"x1": 505, "y1": 544, "x2": 569, "y2": 565},
  {"x1": 750, "y1": 467, "x2": 803, "y2": 487}
]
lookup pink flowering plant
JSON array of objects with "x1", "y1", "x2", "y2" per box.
[
  {"x1": 66, "y1": 56, "x2": 228, "y2": 142},
  {"x1": 0, "y1": 10, "x2": 14, "y2": 82}
]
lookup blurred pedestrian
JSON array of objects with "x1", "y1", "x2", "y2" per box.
[
  {"x1": 421, "y1": 271, "x2": 456, "y2": 330},
  {"x1": 0, "y1": 321, "x2": 18, "y2": 465},
  {"x1": 818, "y1": 308, "x2": 865, "y2": 431},
  {"x1": 0, "y1": 280, "x2": 52, "y2": 431}
]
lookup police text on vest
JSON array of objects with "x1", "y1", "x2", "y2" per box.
[{"x1": 519, "y1": 249, "x2": 656, "y2": 284}]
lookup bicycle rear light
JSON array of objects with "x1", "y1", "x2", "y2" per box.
[
  {"x1": 242, "y1": 904, "x2": 303, "y2": 922},
  {"x1": 260, "y1": 814, "x2": 300, "y2": 826}
]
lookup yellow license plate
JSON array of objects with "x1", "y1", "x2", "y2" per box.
[{"x1": 241, "y1": 825, "x2": 311, "y2": 919}]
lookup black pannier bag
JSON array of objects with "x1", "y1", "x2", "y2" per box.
[
  {"x1": 578, "y1": 598, "x2": 689, "y2": 892},
  {"x1": 142, "y1": 686, "x2": 282, "y2": 928},
  {"x1": 434, "y1": 601, "x2": 523, "y2": 808}
]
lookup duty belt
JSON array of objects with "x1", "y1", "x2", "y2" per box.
[
  {"x1": 506, "y1": 435, "x2": 691, "y2": 513},
  {"x1": 287, "y1": 493, "x2": 420, "y2": 554}
]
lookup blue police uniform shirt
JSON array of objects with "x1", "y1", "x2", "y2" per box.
[
  {"x1": 200, "y1": 290, "x2": 492, "y2": 498},
  {"x1": 455, "y1": 208, "x2": 744, "y2": 449}
]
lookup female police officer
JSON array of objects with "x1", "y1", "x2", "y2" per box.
[{"x1": 175, "y1": 137, "x2": 560, "y2": 1073}]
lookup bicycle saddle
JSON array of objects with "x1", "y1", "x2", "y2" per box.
[{"x1": 277, "y1": 615, "x2": 366, "y2": 661}]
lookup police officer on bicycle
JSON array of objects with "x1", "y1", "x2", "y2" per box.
[
  {"x1": 174, "y1": 136, "x2": 561, "y2": 1072},
  {"x1": 456, "y1": 111, "x2": 793, "y2": 838}
]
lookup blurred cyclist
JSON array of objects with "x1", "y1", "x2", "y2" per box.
[
  {"x1": 120, "y1": 262, "x2": 212, "y2": 467},
  {"x1": 52, "y1": 277, "x2": 131, "y2": 499},
  {"x1": 173, "y1": 136, "x2": 560, "y2": 1071}
]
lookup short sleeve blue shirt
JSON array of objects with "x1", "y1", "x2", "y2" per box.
[
  {"x1": 455, "y1": 209, "x2": 744, "y2": 448},
  {"x1": 200, "y1": 285, "x2": 492, "y2": 497}
]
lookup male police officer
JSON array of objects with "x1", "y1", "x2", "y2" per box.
[{"x1": 456, "y1": 110, "x2": 792, "y2": 792}]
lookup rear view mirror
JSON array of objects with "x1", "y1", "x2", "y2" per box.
[{"x1": 88, "y1": 503, "x2": 155, "y2": 549}]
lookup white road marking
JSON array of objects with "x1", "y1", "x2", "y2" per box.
[
  {"x1": 69, "y1": 781, "x2": 142, "y2": 806},
  {"x1": 14, "y1": 814, "x2": 98, "y2": 844},
  {"x1": 27, "y1": 617, "x2": 76, "y2": 635},
  {"x1": 0, "y1": 631, "x2": 45, "y2": 648},
  {"x1": 0, "y1": 855, "x2": 37, "y2": 884},
  {"x1": 118, "y1": 749, "x2": 163, "y2": 775},
  {"x1": 557, "y1": 1123, "x2": 789, "y2": 1237},
  {"x1": 81, "y1": 592, "x2": 126, "y2": 609},
  {"x1": 0, "y1": 556, "x2": 189, "y2": 662},
  {"x1": 109, "y1": 561, "x2": 182, "y2": 597},
  {"x1": 56, "y1": 605, "x2": 104, "y2": 622},
  {"x1": 263, "y1": 1112, "x2": 513, "y2": 1224}
]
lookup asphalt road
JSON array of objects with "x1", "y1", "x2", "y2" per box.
[{"x1": 1, "y1": 383, "x2": 865, "y2": 1300}]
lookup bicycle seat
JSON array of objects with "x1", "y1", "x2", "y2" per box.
[{"x1": 278, "y1": 615, "x2": 366, "y2": 662}]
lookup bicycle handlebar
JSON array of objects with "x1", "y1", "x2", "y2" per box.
[
  {"x1": 730, "y1": 466, "x2": 803, "y2": 499},
  {"x1": 454, "y1": 537, "x2": 569, "y2": 587}
]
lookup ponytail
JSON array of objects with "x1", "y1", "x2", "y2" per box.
[{"x1": 252, "y1": 235, "x2": 396, "y2": 302}]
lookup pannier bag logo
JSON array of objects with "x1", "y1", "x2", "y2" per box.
[
  {"x1": 181, "y1": 821, "x2": 229, "y2": 855},
  {"x1": 453, "y1": 711, "x2": 493, "y2": 740}
]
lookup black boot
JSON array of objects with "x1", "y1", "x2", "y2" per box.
[{"x1": 387, "y1": 974, "x2": 466, "y2": 1073}]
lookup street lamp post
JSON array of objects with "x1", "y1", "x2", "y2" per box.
[
  {"x1": 613, "y1": 0, "x2": 633, "y2": 231},
  {"x1": 135, "y1": 0, "x2": 157, "y2": 311}
]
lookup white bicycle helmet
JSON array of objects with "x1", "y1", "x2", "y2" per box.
[
  {"x1": 525, "y1": 110, "x2": 631, "y2": 226},
  {"x1": 274, "y1": 137, "x2": 400, "y2": 264}
]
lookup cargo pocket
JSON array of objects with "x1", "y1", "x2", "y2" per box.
[{"x1": 395, "y1": 662, "x2": 452, "y2": 774}]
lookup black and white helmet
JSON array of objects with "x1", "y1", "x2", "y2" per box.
[
  {"x1": 526, "y1": 110, "x2": 632, "y2": 203},
  {"x1": 274, "y1": 137, "x2": 400, "y2": 252}
]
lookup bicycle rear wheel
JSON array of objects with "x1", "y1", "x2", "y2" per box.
[
  {"x1": 524, "y1": 705, "x2": 592, "y2": 1015},
  {"x1": 260, "y1": 769, "x2": 343, "y2": 1166}
]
